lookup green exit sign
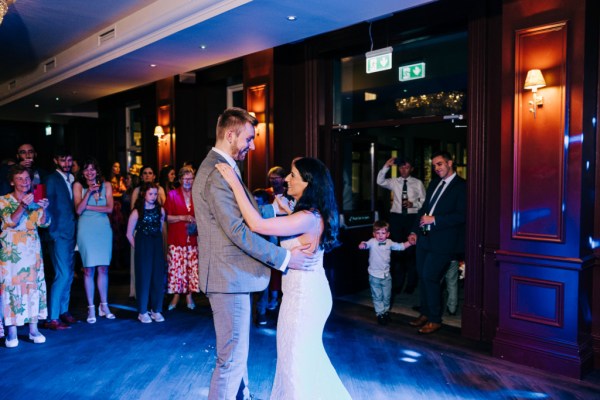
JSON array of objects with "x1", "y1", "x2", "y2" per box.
[
  {"x1": 399, "y1": 62, "x2": 426, "y2": 81},
  {"x1": 365, "y1": 47, "x2": 393, "y2": 74}
]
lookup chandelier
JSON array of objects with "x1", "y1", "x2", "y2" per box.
[
  {"x1": 395, "y1": 91, "x2": 465, "y2": 115},
  {"x1": 0, "y1": 0, "x2": 15, "y2": 25}
]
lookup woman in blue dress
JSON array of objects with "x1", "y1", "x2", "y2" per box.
[{"x1": 73, "y1": 158, "x2": 115, "y2": 323}]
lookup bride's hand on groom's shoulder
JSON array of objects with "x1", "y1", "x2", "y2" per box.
[
  {"x1": 287, "y1": 243, "x2": 318, "y2": 271},
  {"x1": 215, "y1": 163, "x2": 236, "y2": 185}
]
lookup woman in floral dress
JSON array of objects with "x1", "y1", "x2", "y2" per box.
[
  {"x1": 164, "y1": 166, "x2": 199, "y2": 310},
  {"x1": 0, "y1": 165, "x2": 50, "y2": 347}
]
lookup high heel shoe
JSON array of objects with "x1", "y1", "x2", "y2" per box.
[
  {"x1": 87, "y1": 305, "x2": 96, "y2": 324},
  {"x1": 98, "y1": 303, "x2": 116, "y2": 319},
  {"x1": 168, "y1": 303, "x2": 177, "y2": 311},
  {"x1": 186, "y1": 294, "x2": 195, "y2": 310}
]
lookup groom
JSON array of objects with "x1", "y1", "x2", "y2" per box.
[{"x1": 193, "y1": 107, "x2": 315, "y2": 400}]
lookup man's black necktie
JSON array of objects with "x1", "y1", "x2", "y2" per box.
[
  {"x1": 402, "y1": 179, "x2": 408, "y2": 214},
  {"x1": 428, "y1": 180, "x2": 446, "y2": 210}
]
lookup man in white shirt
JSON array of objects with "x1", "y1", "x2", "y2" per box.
[
  {"x1": 192, "y1": 107, "x2": 315, "y2": 400},
  {"x1": 377, "y1": 157, "x2": 426, "y2": 295},
  {"x1": 408, "y1": 150, "x2": 466, "y2": 334}
]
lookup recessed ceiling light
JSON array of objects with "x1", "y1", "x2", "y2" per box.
[
  {"x1": 55, "y1": 97, "x2": 60, "y2": 101},
  {"x1": 150, "y1": 64, "x2": 157, "y2": 68},
  {"x1": 34, "y1": 104, "x2": 39, "y2": 108},
  {"x1": 286, "y1": 16, "x2": 297, "y2": 21}
]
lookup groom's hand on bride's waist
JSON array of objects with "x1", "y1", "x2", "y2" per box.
[{"x1": 287, "y1": 243, "x2": 318, "y2": 271}]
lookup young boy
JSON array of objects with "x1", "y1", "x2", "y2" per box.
[{"x1": 359, "y1": 220, "x2": 412, "y2": 325}]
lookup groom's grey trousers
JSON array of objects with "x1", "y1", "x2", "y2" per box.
[{"x1": 208, "y1": 292, "x2": 252, "y2": 400}]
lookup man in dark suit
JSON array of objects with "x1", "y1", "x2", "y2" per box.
[
  {"x1": 192, "y1": 107, "x2": 314, "y2": 400},
  {"x1": 42, "y1": 148, "x2": 77, "y2": 330},
  {"x1": 408, "y1": 150, "x2": 466, "y2": 334}
]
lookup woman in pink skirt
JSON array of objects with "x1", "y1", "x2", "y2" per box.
[{"x1": 164, "y1": 166, "x2": 199, "y2": 310}]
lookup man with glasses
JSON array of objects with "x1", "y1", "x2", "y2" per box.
[{"x1": 255, "y1": 166, "x2": 287, "y2": 326}]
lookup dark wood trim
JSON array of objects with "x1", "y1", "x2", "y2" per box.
[
  {"x1": 461, "y1": 0, "x2": 499, "y2": 341},
  {"x1": 594, "y1": 0, "x2": 600, "y2": 369}
]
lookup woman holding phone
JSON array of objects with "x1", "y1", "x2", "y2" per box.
[
  {"x1": 73, "y1": 158, "x2": 115, "y2": 324},
  {"x1": 0, "y1": 165, "x2": 50, "y2": 347}
]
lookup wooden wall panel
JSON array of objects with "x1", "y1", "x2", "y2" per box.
[
  {"x1": 246, "y1": 83, "x2": 269, "y2": 191},
  {"x1": 513, "y1": 23, "x2": 567, "y2": 241},
  {"x1": 244, "y1": 49, "x2": 274, "y2": 190},
  {"x1": 495, "y1": 0, "x2": 595, "y2": 378},
  {"x1": 510, "y1": 276, "x2": 563, "y2": 327}
]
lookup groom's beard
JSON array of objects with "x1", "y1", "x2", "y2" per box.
[{"x1": 231, "y1": 142, "x2": 250, "y2": 161}]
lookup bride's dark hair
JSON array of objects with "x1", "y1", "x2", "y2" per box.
[{"x1": 292, "y1": 157, "x2": 340, "y2": 252}]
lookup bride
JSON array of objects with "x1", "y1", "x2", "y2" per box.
[{"x1": 216, "y1": 157, "x2": 351, "y2": 400}]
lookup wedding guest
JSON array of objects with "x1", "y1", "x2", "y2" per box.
[
  {"x1": 377, "y1": 157, "x2": 426, "y2": 295},
  {"x1": 358, "y1": 220, "x2": 412, "y2": 325},
  {"x1": 264, "y1": 166, "x2": 287, "y2": 310},
  {"x1": 109, "y1": 162, "x2": 127, "y2": 199},
  {"x1": 73, "y1": 158, "x2": 115, "y2": 323},
  {"x1": 0, "y1": 165, "x2": 50, "y2": 347},
  {"x1": 165, "y1": 167, "x2": 199, "y2": 310},
  {"x1": 43, "y1": 148, "x2": 77, "y2": 330},
  {"x1": 181, "y1": 160, "x2": 196, "y2": 174},
  {"x1": 159, "y1": 165, "x2": 177, "y2": 194},
  {"x1": 109, "y1": 162, "x2": 127, "y2": 269},
  {"x1": 157, "y1": 165, "x2": 174, "y2": 254},
  {"x1": 129, "y1": 166, "x2": 165, "y2": 298},
  {"x1": 131, "y1": 166, "x2": 166, "y2": 208},
  {"x1": 71, "y1": 159, "x2": 81, "y2": 181},
  {"x1": 126, "y1": 182, "x2": 166, "y2": 323},
  {"x1": 121, "y1": 173, "x2": 138, "y2": 217}
]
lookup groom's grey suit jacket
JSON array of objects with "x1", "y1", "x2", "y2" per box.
[{"x1": 192, "y1": 150, "x2": 288, "y2": 294}]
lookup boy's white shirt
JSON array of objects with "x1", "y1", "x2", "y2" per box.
[{"x1": 363, "y1": 238, "x2": 406, "y2": 279}]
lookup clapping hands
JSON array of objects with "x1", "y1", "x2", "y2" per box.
[
  {"x1": 20, "y1": 192, "x2": 48, "y2": 211},
  {"x1": 20, "y1": 192, "x2": 34, "y2": 207},
  {"x1": 37, "y1": 198, "x2": 49, "y2": 209}
]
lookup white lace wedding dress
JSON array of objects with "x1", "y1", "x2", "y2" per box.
[{"x1": 270, "y1": 236, "x2": 352, "y2": 400}]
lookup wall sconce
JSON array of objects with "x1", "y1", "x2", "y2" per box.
[
  {"x1": 523, "y1": 69, "x2": 546, "y2": 119},
  {"x1": 154, "y1": 125, "x2": 166, "y2": 141}
]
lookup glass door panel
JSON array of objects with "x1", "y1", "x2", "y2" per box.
[
  {"x1": 126, "y1": 104, "x2": 143, "y2": 175},
  {"x1": 337, "y1": 121, "x2": 467, "y2": 221}
]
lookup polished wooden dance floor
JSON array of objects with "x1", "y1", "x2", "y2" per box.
[{"x1": 1, "y1": 274, "x2": 599, "y2": 400}]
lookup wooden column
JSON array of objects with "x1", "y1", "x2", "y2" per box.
[
  {"x1": 244, "y1": 49, "x2": 274, "y2": 191},
  {"x1": 156, "y1": 77, "x2": 175, "y2": 168},
  {"x1": 493, "y1": 0, "x2": 596, "y2": 378}
]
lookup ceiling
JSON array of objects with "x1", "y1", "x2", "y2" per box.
[{"x1": 0, "y1": 0, "x2": 435, "y2": 123}]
